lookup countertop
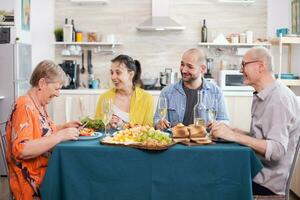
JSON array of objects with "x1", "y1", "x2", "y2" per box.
[{"x1": 60, "y1": 89, "x2": 253, "y2": 97}]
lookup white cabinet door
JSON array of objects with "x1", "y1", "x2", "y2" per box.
[
  {"x1": 51, "y1": 94, "x2": 100, "y2": 124},
  {"x1": 225, "y1": 96, "x2": 252, "y2": 132}
]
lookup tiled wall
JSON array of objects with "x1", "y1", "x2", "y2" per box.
[{"x1": 55, "y1": 0, "x2": 267, "y2": 87}]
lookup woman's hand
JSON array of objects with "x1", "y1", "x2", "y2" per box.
[
  {"x1": 64, "y1": 120, "x2": 81, "y2": 128},
  {"x1": 56, "y1": 127, "x2": 79, "y2": 142},
  {"x1": 109, "y1": 115, "x2": 123, "y2": 130}
]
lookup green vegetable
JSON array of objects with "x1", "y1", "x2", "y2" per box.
[{"x1": 80, "y1": 117, "x2": 105, "y2": 132}]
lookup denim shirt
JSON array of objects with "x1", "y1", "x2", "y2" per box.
[{"x1": 154, "y1": 79, "x2": 229, "y2": 127}]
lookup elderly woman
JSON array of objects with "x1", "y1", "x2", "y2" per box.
[
  {"x1": 6, "y1": 60, "x2": 80, "y2": 200},
  {"x1": 95, "y1": 54, "x2": 153, "y2": 128}
]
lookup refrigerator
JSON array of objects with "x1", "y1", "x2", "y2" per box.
[{"x1": 0, "y1": 43, "x2": 32, "y2": 176}]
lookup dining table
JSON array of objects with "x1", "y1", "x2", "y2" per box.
[{"x1": 40, "y1": 138, "x2": 263, "y2": 200}]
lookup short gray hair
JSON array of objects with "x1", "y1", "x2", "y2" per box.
[
  {"x1": 184, "y1": 48, "x2": 207, "y2": 66},
  {"x1": 30, "y1": 60, "x2": 68, "y2": 87},
  {"x1": 248, "y1": 47, "x2": 274, "y2": 72}
]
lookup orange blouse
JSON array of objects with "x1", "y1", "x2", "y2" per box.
[{"x1": 6, "y1": 96, "x2": 57, "y2": 200}]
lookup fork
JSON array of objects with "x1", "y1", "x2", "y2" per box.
[{"x1": 78, "y1": 121, "x2": 88, "y2": 130}]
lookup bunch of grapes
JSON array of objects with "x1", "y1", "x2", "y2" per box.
[{"x1": 137, "y1": 128, "x2": 172, "y2": 144}]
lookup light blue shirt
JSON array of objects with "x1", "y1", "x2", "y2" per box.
[{"x1": 154, "y1": 79, "x2": 229, "y2": 127}]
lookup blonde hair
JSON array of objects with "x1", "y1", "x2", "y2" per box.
[{"x1": 30, "y1": 60, "x2": 68, "y2": 87}]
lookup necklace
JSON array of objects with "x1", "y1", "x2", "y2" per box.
[
  {"x1": 28, "y1": 92, "x2": 47, "y2": 118},
  {"x1": 27, "y1": 92, "x2": 53, "y2": 135}
]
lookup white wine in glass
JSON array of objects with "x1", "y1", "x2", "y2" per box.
[
  {"x1": 207, "y1": 98, "x2": 218, "y2": 123},
  {"x1": 159, "y1": 108, "x2": 167, "y2": 119},
  {"x1": 102, "y1": 99, "x2": 113, "y2": 136},
  {"x1": 158, "y1": 96, "x2": 168, "y2": 120}
]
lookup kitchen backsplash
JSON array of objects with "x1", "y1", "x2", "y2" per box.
[{"x1": 55, "y1": 0, "x2": 267, "y2": 88}]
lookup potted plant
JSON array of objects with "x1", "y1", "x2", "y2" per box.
[{"x1": 54, "y1": 28, "x2": 63, "y2": 42}]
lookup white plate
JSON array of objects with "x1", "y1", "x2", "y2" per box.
[{"x1": 78, "y1": 132, "x2": 103, "y2": 140}]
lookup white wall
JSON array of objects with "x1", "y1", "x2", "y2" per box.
[
  {"x1": 55, "y1": 0, "x2": 267, "y2": 88},
  {"x1": 267, "y1": 0, "x2": 290, "y2": 38},
  {"x1": 14, "y1": 0, "x2": 31, "y2": 44},
  {"x1": 12, "y1": 0, "x2": 55, "y2": 68},
  {"x1": 31, "y1": 0, "x2": 55, "y2": 66},
  {"x1": 0, "y1": 0, "x2": 14, "y2": 12},
  {"x1": 267, "y1": 0, "x2": 300, "y2": 95}
]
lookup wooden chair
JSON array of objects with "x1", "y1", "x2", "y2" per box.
[
  {"x1": 0, "y1": 127, "x2": 14, "y2": 200},
  {"x1": 253, "y1": 135, "x2": 300, "y2": 200},
  {"x1": 0, "y1": 127, "x2": 8, "y2": 175}
]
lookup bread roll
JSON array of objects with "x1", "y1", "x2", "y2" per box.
[
  {"x1": 188, "y1": 124, "x2": 207, "y2": 138},
  {"x1": 172, "y1": 123, "x2": 189, "y2": 138}
]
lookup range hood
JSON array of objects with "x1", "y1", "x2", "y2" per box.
[{"x1": 136, "y1": 0, "x2": 185, "y2": 31}]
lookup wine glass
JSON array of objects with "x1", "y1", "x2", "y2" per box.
[
  {"x1": 206, "y1": 98, "x2": 218, "y2": 138},
  {"x1": 157, "y1": 96, "x2": 168, "y2": 120},
  {"x1": 102, "y1": 99, "x2": 113, "y2": 136}
]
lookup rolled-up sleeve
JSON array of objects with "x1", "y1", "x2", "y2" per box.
[{"x1": 263, "y1": 101, "x2": 291, "y2": 161}]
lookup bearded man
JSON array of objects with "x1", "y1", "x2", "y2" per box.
[{"x1": 154, "y1": 48, "x2": 229, "y2": 130}]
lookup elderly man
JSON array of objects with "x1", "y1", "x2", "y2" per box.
[
  {"x1": 154, "y1": 48, "x2": 229, "y2": 130},
  {"x1": 212, "y1": 47, "x2": 300, "y2": 195}
]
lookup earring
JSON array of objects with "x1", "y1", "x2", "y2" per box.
[{"x1": 38, "y1": 88, "x2": 41, "y2": 91}]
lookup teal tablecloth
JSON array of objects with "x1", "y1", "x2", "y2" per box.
[{"x1": 40, "y1": 140, "x2": 262, "y2": 200}]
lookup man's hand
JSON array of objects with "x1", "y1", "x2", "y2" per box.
[
  {"x1": 211, "y1": 121, "x2": 236, "y2": 142},
  {"x1": 155, "y1": 119, "x2": 170, "y2": 130}
]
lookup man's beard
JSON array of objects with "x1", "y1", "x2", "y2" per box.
[{"x1": 181, "y1": 72, "x2": 199, "y2": 83}]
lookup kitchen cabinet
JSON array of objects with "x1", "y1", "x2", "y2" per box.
[
  {"x1": 51, "y1": 90, "x2": 160, "y2": 124},
  {"x1": 224, "y1": 95, "x2": 252, "y2": 132},
  {"x1": 51, "y1": 90, "x2": 253, "y2": 131},
  {"x1": 51, "y1": 93, "x2": 100, "y2": 124},
  {"x1": 272, "y1": 36, "x2": 300, "y2": 86}
]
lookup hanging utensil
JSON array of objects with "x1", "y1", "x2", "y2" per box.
[
  {"x1": 80, "y1": 51, "x2": 85, "y2": 74},
  {"x1": 87, "y1": 50, "x2": 93, "y2": 74}
]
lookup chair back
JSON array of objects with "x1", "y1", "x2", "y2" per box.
[
  {"x1": 253, "y1": 135, "x2": 300, "y2": 200},
  {"x1": 0, "y1": 127, "x2": 8, "y2": 175},
  {"x1": 285, "y1": 134, "x2": 300, "y2": 199},
  {"x1": 0, "y1": 124, "x2": 14, "y2": 200}
]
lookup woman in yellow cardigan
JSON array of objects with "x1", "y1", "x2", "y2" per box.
[{"x1": 95, "y1": 54, "x2": 153, "y2": 129}]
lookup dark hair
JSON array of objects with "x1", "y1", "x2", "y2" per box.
[{"x1": 111, "y1": 54, "x2": 143, "y2": 88}]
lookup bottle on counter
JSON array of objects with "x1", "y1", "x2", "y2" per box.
[
  {"x1": 71, "y1": 19, "x2": 76, "y2": 42},
  {"x1": 63, "y1": 18, "x2": 73, "y2": 42},
  {"x1": 201, "y1": 19, "x2": 207, "y2": 43},
  {"x1": 193, "y1": 90, "x2": 206, "y2": 126},
  {"x1": 88, "y1": 74, "x2": 94, "y2": 89}
]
